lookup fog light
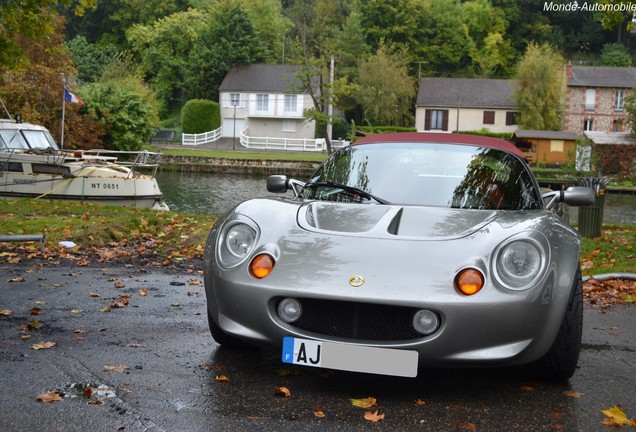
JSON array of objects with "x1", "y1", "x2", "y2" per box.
[
  {"x1": 412, "y1": 310, "x2": 439, "y2": 335},
  {"x1": 278, "y1": 298, "x2": 302, "y2": 323}
]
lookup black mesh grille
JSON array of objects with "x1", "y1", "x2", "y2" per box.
[{"x1": 281, "y1": 298, "x2": 424, "y2": 341}]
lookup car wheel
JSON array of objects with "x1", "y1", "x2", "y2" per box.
[
  {"x1": 533, "y1": 265, "x2": 583, "y2": 380},
  {"x1": 207, "y1": 310, "x2": 252, "y2": 349}
]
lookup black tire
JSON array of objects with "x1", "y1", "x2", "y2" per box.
[
  {"x1": 533, "y1": 265, "x2": 583, "y2": 380},
  {"x1": 207, "y1": 309, "x2": 252, "y2": 349}
]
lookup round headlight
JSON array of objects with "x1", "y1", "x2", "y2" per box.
[
  {"x1": 225, "y1": 223, "x2": 256, "y2": 258},
  {"x1": 496, "y1": 240, "x2": 543, "y2": 289}
]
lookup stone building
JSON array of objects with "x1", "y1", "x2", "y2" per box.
[{"x1": 564, "y1": 63, "x2": 636, "y2": 134}]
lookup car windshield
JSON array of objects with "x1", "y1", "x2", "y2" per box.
[{"x1": 302, "y1": 142, "x2": 542, "y2": 210}]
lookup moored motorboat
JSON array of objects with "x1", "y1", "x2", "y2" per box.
[{"x1": 0, "y1": 118, "x2": 169, "y2": 210}]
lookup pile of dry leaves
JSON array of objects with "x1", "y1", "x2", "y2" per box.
[{"x1": 583, "y1": 277, "x2": 636, "y2": 309}]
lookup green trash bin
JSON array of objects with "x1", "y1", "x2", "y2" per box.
[{"x1": 577, "y1": 177, "x2": 611, "y2": 238}]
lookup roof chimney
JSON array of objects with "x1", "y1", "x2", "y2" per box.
[{"x1": 565, "y1": 60, "x2": 573, "y2": 78}]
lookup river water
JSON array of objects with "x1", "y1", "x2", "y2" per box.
[{"x1": 156, "y1": 171, "x2": 636, "y2": 224}]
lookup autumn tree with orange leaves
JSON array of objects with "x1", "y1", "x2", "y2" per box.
[{"x1": 0, "y1": 12, "x2": 105, "y2": 149}]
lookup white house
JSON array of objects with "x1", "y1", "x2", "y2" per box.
[
  {"x1": 218, "y1": 64, "x2": 316, "y2": 142},
  {"x1": 415, "y1": 78, "x2": 519, "y2": 134}
]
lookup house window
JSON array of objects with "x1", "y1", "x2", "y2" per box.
[
  {"x1": 613, "y1": 118, "x2": 623, "y2": 132},
  {"x1": 256, "y1": 94, "x2": 269, "y2": 111},
  {"x1": 483, "y1": 111, "x2": 495, "y2": 125},
  {"x1": 284, "y1": 94, "x2": 297, "y2": 112},
  {"x1": 585, "y1": 89, "x2": 596, "y2": 111},
  {"x1": 282, "y1": 120, "x2": 296, "y2": 132},
  {"x1": 425, "y1": 109, "x2": 448, "y2": 131},
  {"x1": 550, "y1": 140, "x2": 564, "y2": 153},
  {"x1": 614, "y1": 90, "x2": 624, "y2": 111},
  {"x1": 229, "y1": 93, "x2": 241, "y2": 107},
  {"x1": 583, "y1": 119, "x2": 593, "y2": 131},
  {"x1": 505, "y1": 112, "x2": 518, "y2": 125}
]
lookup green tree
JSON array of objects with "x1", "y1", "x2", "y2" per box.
[
  {"x1": 63, "y1": 0, "x2": 189, "y2": 49},
  {"x1": 600, "y1": 42, "x2": 632, "y2": 66},
  {"x1": 594, "y1": 0, "x2": 634, "y2": 44},
  {"x1": 128, "y1": 9, "x2": 208, "y2": 111},
  {"x1": 284, "y1": 0, "x2": 350, "y2": 153},
  {"x1": 82, "y1": 55, "x2": 159, "y2": 151},
  {"x1": 462, "y1": 0, "x2": 513, "y2": 77},
  {"x1": 185, "y1": 2, "x2": 269, "y2": 101},
  {"x1": 0, "y1": 0, "x2": 95, "y2": 68},
  {"x1": 64, "y1": 36, "x2": 117, "y2": 82},
  {"x1": 233, "y1": 0, "x2": 292, "y2": 62},
  {"x1": 514, "y1": 43, "x2": 565, "y2": 131},
  {"x1": 354, "y1": 42, "x2": 415, "y2": 126}
]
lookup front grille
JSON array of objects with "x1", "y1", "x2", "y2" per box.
[{"x1": 283, "y1": 298, "x2": 423, "y2": 341}]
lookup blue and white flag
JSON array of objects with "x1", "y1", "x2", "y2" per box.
[{"x1": 64, "y1": 89, "x2": 85, "y2": 105}]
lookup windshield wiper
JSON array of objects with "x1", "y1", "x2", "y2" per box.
[{"x1": 307, "y1": 181, "x2": 390, "y2": 204}]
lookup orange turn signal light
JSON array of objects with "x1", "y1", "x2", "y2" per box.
[
  {"x1": 455, "y1": 268, "x2": 484, "y2": 296},
  {"x1": 249, "y1": 254, "x2": 275, "y2": 279}
]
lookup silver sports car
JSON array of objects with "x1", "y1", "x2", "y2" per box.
[{"x1": 204, "y1": 132, "x2": 595, "y2": 380}]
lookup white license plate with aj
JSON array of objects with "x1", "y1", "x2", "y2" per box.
[{"x1": 282, "y1": 337, "x2": 418, "y2": 378}]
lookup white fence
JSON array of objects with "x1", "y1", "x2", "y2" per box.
[
  {"x1": 239, "y1": 130, "x2": 349, "y2": 152},
  {"x1": 182, "y1": 127, "x2": 222, "y2": 146},
  {"x1": 181, "y1": 126, "x2": 349, "y2": 151}
]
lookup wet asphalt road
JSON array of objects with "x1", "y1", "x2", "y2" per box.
[{"x1": 0, "y1": 262, "x2": 634, "y2": 432}]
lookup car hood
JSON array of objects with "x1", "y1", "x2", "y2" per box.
[{"x1": 297, "y1": 201, "x2": 499, "y2": 240}]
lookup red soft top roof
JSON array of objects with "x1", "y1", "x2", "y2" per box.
[{"x1": 355, "y1": 132, "x2": 525, "y2": 159}]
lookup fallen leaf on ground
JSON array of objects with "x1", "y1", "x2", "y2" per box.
[
  {"x1": 564, "y1": 390, "x2": 584, "y2": 398},
  {"x1": 31, "y1": 341, "x2": 56, "y2": 350},
  {"x1": 89, "y1": 292, "x2": 101, "y2": 298},
  {"x1": 313, "y1": 410, "x2": 326, "y2": 418},
  {"x1": 274, "y1": 386, "x2": 291, "y2": 398},
  {"x1": 601, "y1": 405, "x2": 636, "y2": 426},
  {"x1": 215, "y1": 375, "x2": 230, "y2": 382},
  {"x1": 30, "y1": 307, "x2": 43, "y2": 315},
  {"x1": 138, "y1": 289, "x2": 148, "y2": 296},
  {"x1": 8, "y1": 277, "x2": 25, "y2": 283},
  {"x1": 364, "y1": 410, "x2": 385, "y2": 422},
  {"x1": 350, "y1": 396, "x2": 377, "y2": 408},
  {"x1": 0, "y1": 309, "x2": 12, "y2": 316},
  {"x1": 450, "y1": 422, "x2": 477, "y2": 431},
  {"x1": 102, "y1": 365, "x2": 129, "y2": 373},
  {"x1": 415, "y1": 399, "x2": 426, "y2": 405},
  {"x1": 36, "y1": 391, "x2": 64, "y2": 403}
]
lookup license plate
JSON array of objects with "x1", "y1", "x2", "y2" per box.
[{"x1": 282, "y1": 337, "x2": 418, "y2": 377}]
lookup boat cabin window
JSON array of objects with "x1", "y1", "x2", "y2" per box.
[
  {"x1": 22, "y1": 130, "x2": 59, "y2": 150},
  {"x1": 0, "y1": 129, "x2": 29, "y2": 151}
]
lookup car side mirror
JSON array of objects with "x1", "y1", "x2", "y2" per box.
[
  {"x1": 267, "y1": 175, "x2": 289, "y2": 193},
  {"x1": 543, "y1": 186, "x2": 596, "y2": 210},
  {"x1": 267, "y1": 175, "x2": 306, "y2": 197}
]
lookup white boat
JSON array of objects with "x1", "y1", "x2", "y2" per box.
[{"x1": 0, "y1": 118, "x2": 169, "y2": 210}]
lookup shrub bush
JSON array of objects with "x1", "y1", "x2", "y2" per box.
[{"x1": 181, "y1": 99, "x2": 220, "y2": 134}]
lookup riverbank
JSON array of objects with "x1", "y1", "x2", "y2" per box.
[{"x1": 153, "y1": 143, "x2": 636, "y2": 194}]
